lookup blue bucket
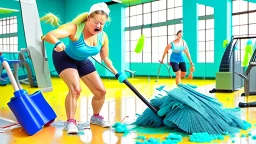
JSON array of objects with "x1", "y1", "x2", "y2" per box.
[
  {"x1": 3, "y1": 57, "x2": 56, "y2": 136},
  {"x1": 7, "y1": 90, "x2": 57, "y2": 135},
  {"x1": 30, "y1": 91, "x2": 56, "y2": 126},
  {"x1": 8, "y1": 90, "x2": 45, "y2": 135}
]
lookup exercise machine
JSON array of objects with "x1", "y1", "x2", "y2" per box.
[
  {"x1": 18, "y1": 48, "x2": 38, "y2": 88},
  {"x1": 0, "y1": 0, "x2": 52, "y2": 91},
  {"x1": 0, "y1": 49, "x2": 38, "y2": 87},
  {"x1": 0, "y1": 50, "x2": 38, "y2": 88},
  {"x1": 0, "y1": 52, "x2": 22, "y2": 88},
  {"x1": 19, "y1": 0, "x2": 52, "y2": 92},
  {"x1": 235, "y1": 40, "x2": 256, "y2": 107},
  {"x1": 210, "y1": 36, "x2": 243, "y2": 93}
]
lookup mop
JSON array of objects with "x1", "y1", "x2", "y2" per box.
[
  {"x1": 91, "y1": 56, "x2": 251, "y2": 131},
  {"x1": 91, "y1": 56, "x2": 252, "y2": 143},
  {"x1": 134, "y1": 85, "x2": 251, "y2": 138}
]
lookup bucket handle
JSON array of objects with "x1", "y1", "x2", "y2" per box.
[{"x1": 1, "y1": 60, "x2": 20, "y2": 92}]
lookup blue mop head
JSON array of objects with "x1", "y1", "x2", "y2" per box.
[
  {"x1": 134, "y1": 83, "x2": 251, "y2": 136},
  {"x1": 160, "y1": 84, "x2": 251, "y2": 134},
  {"x1": 132, "y1": 108, "x2": 164, "y2": 127}
]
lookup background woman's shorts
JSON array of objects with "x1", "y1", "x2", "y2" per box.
[
  {"x1": 170, "y1": 62, "x2": 186, "y2": 72},
  {"x1": 52, "y1": 50, "x2": 96, "y2": 77}
]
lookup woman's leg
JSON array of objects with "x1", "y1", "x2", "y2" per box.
[
  {"x1": 59, "y1": 69, "x2": 81, "y2": 122},
  {"x1": 77, "y1": 59, "x2": 110, "y2": 128},
  {"x1": 175, "y1": 71, "x2": 182, "y2": 85},
  {"x1": 52, "y1": 51, "x2": 80, "y2": 134},
  {"x1": 59, "y1": 69, "x2": 81, "y2": 134},
  {"x1": 179, "y1": 62, "x2": 187, "y2": 78},
  {"x1": 81, "y1": 72, "x2": 110, "y2": 127},
  {"x1": 170, "y1": 62, "x2": 182, "y2": 85}
]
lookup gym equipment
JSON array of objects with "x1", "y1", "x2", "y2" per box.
[
  {"x1": 1, "y1": 56, "x2": 56, "y2": 136},
  {"x1": 210, "y1": 36, "x2": 243, "y2": 93},
  {"x1": 18, "y1": 48, "x2": 38, "y2": 87},
  {"x1": 239, "y1": 40, "x2": 256, "y2": 97},
  {"x1": 0, "y1": 50, "x2": 38, "y2": 88},
  {"x1": 0, "y1": 52, "x2": 22, "y2": 88},
  {"x1": 19, "y1": 0, "x2": 52, "y2": 92},
  {"x1": 234, "y1": 41, "x2": 256, "y2": 107},
  {"x1": 155, "y1": 60, "x2": 172, "y2": 82}
]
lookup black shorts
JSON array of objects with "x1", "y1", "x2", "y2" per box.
[
  {"x1": 52, "y1": 50, "x2": 96, "y2": 77},
  {"x1": 170, "y1": 62, "x2": 186, "y2": 72}
]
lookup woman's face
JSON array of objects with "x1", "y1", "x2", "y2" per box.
[
  {"x1": 177, "y1": 32, "x2": 183, "y2": 39},
  {"x1": 87, "y1": 14, "x2": 107, "y2": 35}
]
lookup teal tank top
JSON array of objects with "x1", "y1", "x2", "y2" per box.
[
  {"x1": 170, "y1": 41, "x2": 186, "y2": 63},
  {"x1": 65, "y1": 22, "x2": 104, "y2": 61}
]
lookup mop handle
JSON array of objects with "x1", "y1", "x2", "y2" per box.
[
  {"x1": 91, "y1": 57, "x2": 159, "y2": 114},
  {"x1": 1, "y1": 60, "x2": 19, "y2": 91},
  {"x1": 123, "y1": 80, "x2": 158, "y2": 113}
]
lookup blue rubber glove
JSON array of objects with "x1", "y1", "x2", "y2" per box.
[{"x1": 115, "y1": 72, "x2": 127, "y2": 83}]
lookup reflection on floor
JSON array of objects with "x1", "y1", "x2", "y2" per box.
[{"x1": 0, "y1": 77, "x2": 256, "y2": 144}]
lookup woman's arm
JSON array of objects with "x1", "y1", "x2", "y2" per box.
[
  {"x1": 100, "y1": 32, "x2": 118, "y2": 75},
  {"x1": 42, "y1": 23, "x2": 76, "y2": 44},
  {"x1": 183, "y1": 41, "x2": 194, "y2": 65},
  {"x1": 160, "y1": 43, "x2": 172, "y2": 63}
]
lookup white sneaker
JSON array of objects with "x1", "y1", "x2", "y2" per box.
[
  {"x1": 64, "y1": 121, "x2": 78, "y2": 134},
  {"x1": 90, "y1": 115, "x2": 110, "y2": 128}
]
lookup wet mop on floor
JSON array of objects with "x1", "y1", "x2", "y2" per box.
[{"x1": 113, "y1": 84, "x2": 253, "y2": 143}]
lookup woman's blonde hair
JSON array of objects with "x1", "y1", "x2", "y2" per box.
[
  {"x1": 40, "y1": 12, "x2": 61, "y2": 27},
  {"x1": 40, "y1": 10, "x2": 111, "y2": 27}
]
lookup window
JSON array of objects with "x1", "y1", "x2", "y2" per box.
[
  {"x1": 167, "y1": 9, "x2": 175, "y2": 20},
  {"x1": 125, "y1": 0, "x2": 183, "y2": 63},
  {"x1": 142, "y1": 28, "x2": 152, "y2": 62},
  {"x1": 249, "y1": 2, "x2": 256, "y2": 10},
  {"x1": 158, "y1": 0, "x2": 166, "y2": 10},
  {"x1": 0, "y1": 16, "x2": 18, "y2": 52},
  {"x1": 198, "y1": 5, "x2": 214, "y2": 17},
  {"x1": 125, "y1": 31, "x2": 130, "y2": 63},
  {"x1": 159, "y1": 10, "x2": 167, "y2": 23},
  {"x1": 143, "y1": 13, "x2": 151, "y2": 25},
  {"x1": 167, "y1": 0, "x2": 183, "y2": 20},
  {"x1": 197, "y1": 4, "x2": 214, "y2": 63},
  {"x1": 152, "y1": 11, "x2": 159, "y2": 24},
  {"x1": 143, "y1": 3, "x2": 151, "y2": 13},
  {"x1": 232, "y1": 0, "x2": 256, "y2": 61},
  {"x1": 174, "y1": 7, "x2": 182, "y2": 19}
]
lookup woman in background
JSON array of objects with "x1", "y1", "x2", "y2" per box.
[{"x1": 160, "y1": 30, "x2": 195, "y2": 85}]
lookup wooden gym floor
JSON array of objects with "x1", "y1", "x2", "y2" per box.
[{"x1": 0, "y1": 77, "x2": 256, "y2": 144}]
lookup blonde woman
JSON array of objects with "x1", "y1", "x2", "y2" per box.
[{"x1": 42, "y1": 2, "x2": 127, "y2": 134}]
